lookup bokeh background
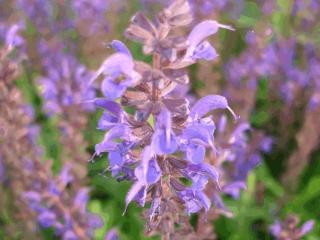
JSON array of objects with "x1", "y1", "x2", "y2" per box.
[{"x1": 1, "y1": 0, "x2": 320, "y2": 239}]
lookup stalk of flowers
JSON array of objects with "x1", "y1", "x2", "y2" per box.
[
  {"x1": 0, "y1": 24, "x2": 41, "y2": 238},
  {"x1": 270, "y1": 214, "x2": 314, "y2": 240},
  {"x1": 282, "y1": 106, "x2": 320, "y2": 188},
  {"x1": 225, "y1": 25, "x2": 320, "y2": 184},
  {"x1": 16, "y1": 0, "x2": 74, "y2": 36},
  {"x1": 17, "y1": 0, "x2": 97, "y2": 178},
  {"x1": 0, "y1": 28, "x2": 103, "y2": 239},
  {"x1": 90, "y1": 0, "x2": 251, "y2": 238},
  {"x1": 37, "y1": 39, "x2": 96, "y2": 179},
  {"x1": 24, "y1": 163, "x2": 103, "y2": 239},
  {"x1": 71, "y1": 0, "x2": 111, "y2": 35}
]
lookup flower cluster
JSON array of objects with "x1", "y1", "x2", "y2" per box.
[
  {"x1": 24, "y1": 164, "x2": 103, "y2": 239},
  {"x1": 0, "y1": 23, "x2": 102, "y2": 239},
  {"x1": 91, "y1": 0, "x2": 248, "y2": 236},
  {"x1": 224, "y1": 1, "x2": 320, "y2": 188},
  {"x1": 71, "y1": 0, "x2": 111, "y2": 34},
  {"x1": 270, "y1": 215, "x2": 314, "y2": 240},
  {"x1": 37, "y1": 40, "x2": 95, "y2": 115},
  {"x1": 16, "y1": 0, "x2": 73, "y2": 34}
]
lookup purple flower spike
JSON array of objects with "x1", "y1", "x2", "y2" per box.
[
  {"x1": 92, "y1": 1, "x2": 249, "y2": 236},
  {"x1": 90, "y1": 53, "x2": 141, "y2": 100}
]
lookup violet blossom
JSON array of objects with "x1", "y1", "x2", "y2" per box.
[
  {"x1": 24, "y1": 164, "x2": 103, "y2": 239},
  {"x1": 37, "y1": 40, "x2": 96, "y2": 115},
  {"x1": 270, "y1": 215, "x2": 315, "y2": 240},
  {"x1": 91, "y1": 0, "x2": 245, "y2": 237}
]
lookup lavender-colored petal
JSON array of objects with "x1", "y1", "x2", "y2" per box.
[
  {"x1": 299, "y1": 220, "x2": 315, "y2": 236},
  {"x1": 186, "y1": 20, "x2": 234, "y2": 59},
  {"x1": 59, "y1": 164, "x2": 74, "y2": 186},
  {"x1": 105, "y1": 228, "x2": 119, "y2": 240},
  {"x1": 111, "y1": 40, "x2": 132, "y2": 59},
  {"x1": 153, "y1": 130, "x2": 177, "y2": 154},
  {"x1": 192, "y1": 41, "x2": 218, "y2": 61},
  {"x1": 125, "y1": 181, "x2": 145, "y2": 211},
  {"x1": 95, "y1": 126, "x2": 131, "y2": 154},
  {"x1": 190, "y1": 95, "x2": 237, "y2": 120},
  {"x1": 146, "y1": 158, "x2": 161, "y2": 185},
  {"x1": 94, "y1": 99, "x2": 123, "y2": 115},
  {"x1": 62, "y1": 230, "x2": 78, "y2": 240},
  {"x1": 5, "y1": 24, "x2": 24, "y2": 48},
  {"x1": 90, "y1": 53, "x2": 140, "y2": 85},
  {"x1": 88, "y1": 214, "x2": 104, "y2": 229},
  {"x1": 101, "y1": 76, "x2": 128, "y2": 100},
  {"x1": 270, "y1": 221, "x2": 282, "y2": 236},
  {"x1": 74, "y1": 188, "x2": 89, "y2": 213},
  {"x1": 185, "y1": 144, "x2": 206, "y2": 164},
  {"x1": 38, "y1": 211, "x2": 57, "y2": 228},
  {"x1": 223, "y1": 181, "x2": 247, "y2": 198},
  {"x1": 195, "y1": 190, "x2": 211, "y2": 212}
]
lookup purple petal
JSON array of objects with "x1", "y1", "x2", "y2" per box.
[
  {"x1": 62, "y1": 230, "x2": 78, "y2": 240},
  {"x1": 152, "y1": 108, "x2": 177, "y2": 154},
  {"x1": 101, "y1": 76, "x2": 128, "y2": 99},
  {"x1": 199, "y1": 163, "x2": 219, "y2": 184},
  {"x1": 111, "y1": 40, "x2": 132, "y2": 59},
  {"x1": 192, "y1": 41, "x2": 218, "y2": 61},
  {"x1": 300, "y1": 220, "x2": 315, "y2": 236},
  {"x1": 186, "y1": 144, "x2": 205, "y2": 164},
  {"x1": 186, "y1": 20, "x2": 234, "y2": 58},
  {"x1": 74, "y1": 188, "x2": 89, "y2": 213},
  {"x1": 185, "y1": 198, "x2": 202, "y2": 214},
  {"x1": 223, "y1": 181, "x2": 247, "y2": 198},
  {"x1": 270, "y1": 221, "x2": 282, "y2": 236},
  {"x1": 109, "y1": 151, "x2": 125, "y2": 168},
  {"x1": 153, "y1": 130, "x2": 177, "y2": 154},
  {"x1": 23, "y1": 191, "x2": 42, "y2": 203},
  {"x1": 90, "y1": 53, "x2": 140, "y2": 85},
  {"x1": 58, "y1": 164, "x2": 74, "y2": 186},
  {"x1": 94, "y1": 99, "x2": 123, "y2": 115},
  {"x1": 105, "y1": 228, "x2": 119, "y2": 240},
  {"x1": 95, "y1": 126, "x2": 131, "y2": 154},
  {"x1": 146, "y1": 158, "x2": 161, "y2": 185},
  {"x1": 124, "y1": 181, "x2": 145, "y2": 212},
  {"x1": 190, "y1": 95, "x2": 237, "y2": 120},
  {"x1": 195, "y1": 191, "x2": 211, "y2": 212},
  {"x1": 6, "y1": 24, "x2": 24, "y2": 48},
  {"x1": 38, "y1": 211, "x2": 57, "y2": 228}
]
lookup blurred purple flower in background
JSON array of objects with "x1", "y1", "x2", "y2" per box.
[
  {"x1": 270, "y1": 215, "x2": 314, "y2": 240},
  {"x1": 37, "y1": 40, "x2": 95, "y2": 115},
  {"x1": 24, "y1": 165, "x2": 102, "y2": 239}
]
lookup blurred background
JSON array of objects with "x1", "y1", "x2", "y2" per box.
[{"x1": 0, "y1": 0, "x2": 320, "y2": 239}]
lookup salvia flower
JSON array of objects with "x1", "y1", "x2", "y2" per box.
[
  {"x1": 91, "y1": 0, "x2": 243, "y2": 237},
  {"x1": 270, "y1": 215, "x2": 315, "y2": 240},
  {"x1": 38, "y1": 40, "x2": 96, "y2": 115},
  {"x1": 24, "y1": 164, "x2": 103, "y2": 239}
]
